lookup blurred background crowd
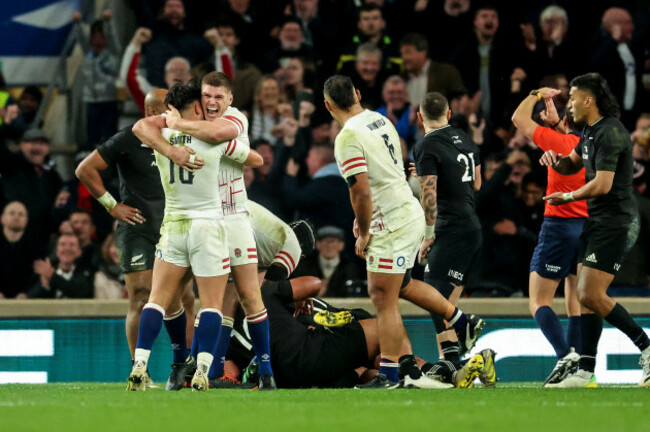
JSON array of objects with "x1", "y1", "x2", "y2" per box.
[{"x1": 1, "y1": 0, "x2": 649, "y2": 300}]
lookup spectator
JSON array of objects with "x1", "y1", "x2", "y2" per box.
[
  {"x1": 0, "y1": 86, "x2": 43, "y2": 142},
  {"x1": 590, "y1": 7, "x2": 646, "y2": 128},
  {"x1": 451, "y1": 6, "x2": 518, "y2": 126},
  {"x1": 28, "y1": 233, "x2": 94, "y2": 299},
  {"x1": 139, "y1": 0, "x2": 212, "y2": 87},
  {"x1": 412, "y1": 0, "x2": 474, "y2": 62},
  {"x1": 94, "y1": 233, "x2": 125, "y2": 299},
  {"x1": 468, "y1": 151, "x2": 534, "y2": 296},
  {"x1": 250, "y1": 76, "x2": 291, "y2": 143},
  {"x1": 293, "y1": 226, "x2": 362, "y2": 297},
  {"x1": 520, "y1": 5, "x2": 579, "y2": 84},
  {"x1": 197, "y1": 21, "x2": 262, "y2": 113},
  {"x1": 119, "y1": 27, "x2": 192, "y2": 114},
  {"x1": 377, "y1": 75, "x2": 418, "y2": 147},
  {"x1": 247, "y1": 137, "x2": 290, "y2": 220},
  {"x1": 400, "y1": 33, "x2": 464, "y2": 106},
  {"x1": 0, "y1": 202, "x2": 38, "y2": 299},
  {"x1": 72, "y1": 10, "x2": 120, "y2": 150},
  {"x1": 281, "y1": 143, "x2": 355, "y2": 255},
  {"x1": 0, "y1": 129, "x2": 63, "y2": 244},
  {"x1": 68, "y1": 208, "x2": 100, "y2": 272},
  {"x1": 261, "y1": 16, "x2": 315, "y2": 73},
  {"x1": 343, "y1": 43, "x2": 389, "y2": 110},
  {"x1": 337, "y1": 4, "x2": 401, "y2": 76},
  {"x1": 276, "y1": 57, "x2": 315, "y2": 111},
  {"x1": 0, "y1": 67, "x2": 16, "y2": 127}
]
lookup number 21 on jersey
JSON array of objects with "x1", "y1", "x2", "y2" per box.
[{"x1": 457, "y1": 153, "x2": 476, "y2": 183}]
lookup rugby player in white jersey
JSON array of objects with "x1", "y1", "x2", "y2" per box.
[
  {"x1": 139, "y1": 72, "x2": 277, "y2": 390},
  {"x1": 323, "y1": 75, "x2": 484, "y2": 389},
  {"x1": 127, "y1": 82, "x2": 263, "y2": 391}
]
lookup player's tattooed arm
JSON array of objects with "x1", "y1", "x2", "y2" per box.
[{"x1": 419, "y1": 174, "x2": 438, "y2": 228}]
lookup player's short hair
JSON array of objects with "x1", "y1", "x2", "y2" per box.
[
  {"x1": 201, "y1": 71, "x2": 233, "y2": 92},
  {"x1": 570, "y1": 73, "x2": 620, "y2": 118},
  {"x1": 400, "y1": 33, "x2": 428, "y2": 52},
  {"x1": 420, "y1": 92, "x2": 449, "y2": 121},
  {"x1": 323, "y1": 75, "x2": 356, "y2": 110},
  {"x1": 165, "y1": 82, "x2": 201, "y2": 111}
]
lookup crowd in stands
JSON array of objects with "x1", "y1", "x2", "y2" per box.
[{"x1": 1, "y1": 0, "x2": 650, "y2": 299}]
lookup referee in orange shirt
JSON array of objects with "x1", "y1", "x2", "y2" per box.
[{"x1": 512, "y1": 87, "x2": 587, "y2": 386}]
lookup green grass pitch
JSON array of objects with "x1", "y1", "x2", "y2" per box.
[{"x1": 0, "y1": 383, "x2": 648, "y2": 432}]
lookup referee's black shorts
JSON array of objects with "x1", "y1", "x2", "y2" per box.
[
  {"x1": 115, "y1": 221, "x2": 161, "y2": 273},
  {"x1": 579, "y1": 218, "x2": 639, "y2": 275},
  {"x1": 424, "y1": 229, "x2": 482, "y2": 285}
]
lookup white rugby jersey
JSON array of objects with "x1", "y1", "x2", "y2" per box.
[
  {"x1": 247, "y1": 200, "x2": 301, "y2": 272},
  {"x1": 219, "y1": 106, "x2": 250, "y2": 216},
  {"x1": 334, "y1": 109, "x2": 423, "y2": 234},
  {"x1": 158, "y1": 128, "x2": 250, "y2": 219}
]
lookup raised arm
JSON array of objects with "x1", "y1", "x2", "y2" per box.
[
  {"x1": 132, "y1": 116, "x2": 204, "y2": 172},
  {"x1": 165, "y1": 107, "x2": 239, "y2": 144}
]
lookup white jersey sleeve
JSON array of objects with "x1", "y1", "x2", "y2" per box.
[
  {"x1": 223, "y1": 139, "x2": 250, "y2": 164},
  {"x1": 247, "y1": 201, "x2": 301, "y2": 273},
  {"x1": 219, "y1": 106, "x2": 251, "y2": 216},
  {"x1": 335, "y1": 129, "x2": 368, "y2": 179}
]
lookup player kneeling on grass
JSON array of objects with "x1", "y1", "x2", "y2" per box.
[{"x1": 126, "y1": 81, "x2": 263, "y2": 391}]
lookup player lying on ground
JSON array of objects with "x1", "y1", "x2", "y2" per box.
[
  {"x1": 127, "y1": 82, "x2": 263, "y2": 391},
  {"x1": 215, "y1": 276, "x2": 497, "y2": 389}
]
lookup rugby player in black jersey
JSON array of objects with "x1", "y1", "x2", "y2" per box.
[
  {"x1": 76, "y1": 89, "x2": 198, "y2": 389},
  {"x1": 412, "y1": 92, "x2": 493, "y2": 380},
  {"x1": 540, "y1": 73, "x2": 650, "y2": 387}
]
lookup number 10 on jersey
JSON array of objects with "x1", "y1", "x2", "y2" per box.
[
  {"x1": 457, "y1": 153, "x2": 476, "y2": 183},
  {"x1": 169, "y1": 161, "x2": 194, "y2": 184}
]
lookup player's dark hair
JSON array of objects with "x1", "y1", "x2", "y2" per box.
[
  {"x1": 565, "y1": 108, "x2": 579, "y2": 131},
  {"x1": 323, "y1": 75, "x2": 356, "y2": 110},
  {"x1": 400, "y1": 33, "x2": 428, "y2": 53},
  {"x1": 201, "y1": 71, "x2": 233, "y2": 92},
  {"x1": 570, "y1": 73, "x2": 620, "y2": 119},
  {"x1": 165, "y1": 82, "x2": 201, "y2": 111},
  {"x1": 420, "y1": 92, "x2": 449, "y2": 121},
  {"x1": 360, "y1": 3, "x2": 382, "y2": 15}
]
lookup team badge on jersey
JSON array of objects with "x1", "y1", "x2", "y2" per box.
[
  {"x1": 369, "y1": 256, "x2": 374, "y2": 264},
  {"x1": 234, "y1": 248, "x2": 242, "y2": 258}
]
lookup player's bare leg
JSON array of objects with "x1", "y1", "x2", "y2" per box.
[
  {"x1": 180, "y1": 278, "x2": 196, "y2": 348},
  {"x1": 232, "y1": 263, "x2": 265, "y2": 315},
  {"x1": 127, "y1": 259, "x2": 189, "y2": 391},
  {"x1": 435, "y1": 284, "x2": 463, "y2": 358},
  {"x1": 125, "y1": 270, "x2": 152, "y2": 358},
  {"x1": 400, "y1": 279, "x2": 484, "y2": 352}
]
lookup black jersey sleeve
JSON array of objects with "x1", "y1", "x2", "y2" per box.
[
  {"x1": 595, "y1": 126, "x2": 629, "y2": 172},
  {"x1": 96, "y1": 125, "x2": 137, "y2": 166},
  {"x1": 261, "y1": 280, "x2": 294, "y2": 304},
  {"x1": 414, "y1": 137, "x2": 440, "y2": 177}
]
